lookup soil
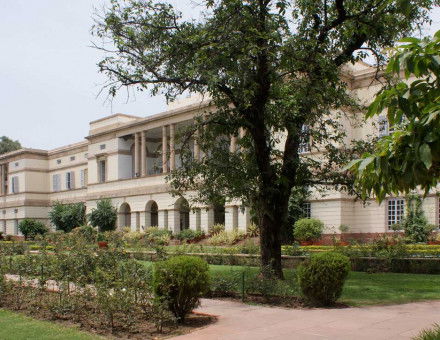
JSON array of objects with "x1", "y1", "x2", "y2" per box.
[{"x1": 0, "y1": 285, "x2": 216, "y2": 340}]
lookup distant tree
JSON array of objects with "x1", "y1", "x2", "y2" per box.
[
  {"x1": 348, "y1": 30, "x2": 440, "y2": 201},
  {"x1": 18, "y1": 219, "x2": 48, "y2": 240},
  {"x1": 95, "y1": 0, "x2": 435, "y2": 278},
  {"x1": 88, "y1": 199, "x2": 117, "y2": 232},
  {"x1": 0, "y1": 136, "x2": 21, "y2": 155},
  {"x1": 49, "y1": 202, "x2": 86, "y2": 233}
]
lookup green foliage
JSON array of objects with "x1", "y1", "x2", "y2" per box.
[
  {"x1": 71, "y1": 225, "x2": 98, "y2": 243},
  {"x1": 246, "y1": 223, "x2": 259, "y2": 237},
  {"x1": 297, "y1": 252, "x2": 350, "y2": 306},
  {"x1": 0, "y1": 136, "x2": 21, "y2": 155},
  {"x1": 285, "y1": 187, "x2": 310, "y2": 243},
  {"x1": 293, "y1": 218, "x2": 324, "y2": 242},
  {"x1": 400, "y1": 193, "x2": 433, "y2": 243},
  {"x1": 18, "y1": 219, "x2": 48, "y2": 240},
  {"x1": 413, "y1": 323, "x2": 440, "y2": 340},
  {"x1": 88, "y1": 199, "x2": 117, "y2": 232},
  {"x1": 349, "y1": 30, "x2": 440, "y2": 200},
  {"x1": 143, "y1": 227, "x2": 172, "y2": 246},
  {"x1": 153, "y1": 256, "x2": 210, "y2": 322},
  {"x1": 49, "y1": 202, "x2": 86, "y2": 233},
  {"x1": 208, "y1": 224, "x2": 225, "y2": 235},
  {"x1": 175, "y1": 229, "x2": 205, "y2": 242},
  {"x1": 207, "y1": 230, "x2": 246, "y2": 246}
]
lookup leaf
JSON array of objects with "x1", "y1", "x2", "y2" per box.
[
  {"x1": 419, "y1": 143, "x2": 432, "y2": 169},
  {"x1": 399, "y1": 37, "x2": 421, "y2": 44}
]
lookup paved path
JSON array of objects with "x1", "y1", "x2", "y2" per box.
[{"x1": 172, "y1": 299, "x2": 440, "y2": 340}]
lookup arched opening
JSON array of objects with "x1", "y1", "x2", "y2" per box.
[
  {"x1": 214, "y1": 203, "x2": 225, "y2": 225},
  {"x1": 119, "y1": 203, "x2": 131, "y2": 228},
  {"x1": 145, "y1": 200, "x2": 159, "y2": 227},
  {"x1": 175, "y1": 197, "x2": 190, "y2": 231}
]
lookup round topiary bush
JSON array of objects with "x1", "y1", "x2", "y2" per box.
[
  {"x1": 293, "y1": 218, "x2": 324, "y2": 243},
  {"x1": 18, "y1": 219, "x2": 48, "y2": 240},
  {"x1": 153, "y1": 255, "x2": 210, "y2": 322},
  {"x1": 297, "y1": 251, "x2": 350, "y2": 306}
]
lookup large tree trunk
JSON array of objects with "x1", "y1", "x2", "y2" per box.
[{"x1": 259, "y1": 213, "x2": 284, "y2": 279}]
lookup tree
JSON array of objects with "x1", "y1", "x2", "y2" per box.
[
  {"x1": 18, "y1": 219, "x2": 48, "y2": 240},
  {"x1": 348, "y1": 30, "x2": 440, "y2": 201},
  {"x1": 89, "y1": 199, "x2": 117, "y2": 232},
  {"x1": 49, "y1": 202, "x2": 86, "y2": 233},
  {"x1": 94, "y1": 0, "x2": 435, "y2": 278},
  {"x1": 0, "y1": 136, "x2": 21, "y2": 155}
]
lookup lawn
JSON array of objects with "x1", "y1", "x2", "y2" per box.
[
  {"x1": 0, "y1": 309, "x2": 102, "y2": 340},
  {"x1": 143, "y1": 261, "x2": 440, "y2": 306}
]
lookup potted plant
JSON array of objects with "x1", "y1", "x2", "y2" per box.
[
  {"x1": 97, "y1": 233, "x2": 108, "y2": 249},
  {"x1": 293, "y1": 218, "x2": 324, "y2": 246}
]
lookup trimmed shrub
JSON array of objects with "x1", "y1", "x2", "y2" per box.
[
  {"x1": 71, "y1": 225, "x2": 97, "y2": 243},
  {"x1": 88, "y1": 199, "x2": 117, "y2": 232},
  {"x1": 144, "y1": 227, "x2": 172, "y2": 245},
  {"x1": 207, "y1": 230, "x2": 246, "y2": 246},
  {"x1": 153, "y1": 256, "x2": 210, "y2": 322},
  {"x1": 18, "y1": 219, "x2": 48, "y2": 240},
  {"x1": 175, "y1": 229, "x2": 205, "y2": 242},
  {"x1": 293, "y1": 218, "x2": 324, "y2": 242},
  {"x1": 400, "y1": 193, "x2": 433, "y2": 243},
  {"x1": 297, "y1": 252, "x2": 350, "y2": 306},
  {"x1": 49, "y1": 202, "x2": 86, "y2": 233}
]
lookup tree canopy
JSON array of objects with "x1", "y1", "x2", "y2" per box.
[
  {"x1": 0, "y1": 136, "x2": 21, "y2": 155},
  {"x1": 94, "y1": 0, "x2": 436, "y2": 277},
  {"x1": 348, "y1": 30, "x2": 440, "y2": 201}
]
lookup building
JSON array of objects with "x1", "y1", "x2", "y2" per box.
[{"x1": 0, "y1": 62, "x2": 438, "y2": 238}]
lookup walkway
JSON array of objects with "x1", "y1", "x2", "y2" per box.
[{"x1": 172, "y1": 299, "x2": 440, "y2": 340}]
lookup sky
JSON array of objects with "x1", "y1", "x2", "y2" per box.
[{"x1": 0, "y1": 1, "x2": 439, "y2": 151}]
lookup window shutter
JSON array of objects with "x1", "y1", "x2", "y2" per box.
[
  {"x1": 70, "y1": 171, "x2": 75, "y2": 189},
  {"x1": 80, "y1": 170, "x2": 84, "y2": 188}
]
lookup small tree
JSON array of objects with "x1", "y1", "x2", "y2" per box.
[
  {"x1": 89, "y1": 199, "x2": 117, "y2": 232},
  {"x1": 18, "y1": 219, "x2": 48, "y2": 240},
  {"x1": 49, "y1": 202, "x2": 86, "y2": 233},
  {"x1": 400, "y1": 193, "x2": 433, "y2": 243}
]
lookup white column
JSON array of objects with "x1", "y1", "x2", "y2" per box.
[
  {"x1": 158, "y1": 210, "x2": 168, "y2": 229},
  {"x1": 225, "y1": 205, "x2": 238, "y2": 231},
  {"x1": 170, "y1": 123, "x2": 176, "y2": 171},
  {"x1": 141, "y1": 130, "x2": 146, "y2": 177},
  {"x1": 162, "y1": 126, "x2": 168, "y2": 173},
  {"x1": 169, "y1": 208, "x2": 180, "y2": 234},
  {"x1": 130, "y1": 212, "x2": 138, "y2": 232},
  {"x1": 139, "y1": 211, "x2": 146, "y2": 231},
  {"x1": 144, "y1": 210, "x2": 151, "y2": 229},
  {"x1": 200, "y1": 207, "x2": 214, "y2": 232},
  {"x1": 193, "y1": 130, "x2": 200, "y2": 161},
  {"x1": 230, "y1": 135, "x2": 237, "y2": 153},
  {"x1": 238, "y1": 207, "x2": 251, "y2": 232},
  {"x1": 190, "y1": 208, "x2": 201, "y2": 231},
  {"x1": 134, "y1": 132, "x2": 140, "y2": 177}
]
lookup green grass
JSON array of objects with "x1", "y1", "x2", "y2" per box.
[
  {"x1": 0, "y1": 309, "x2": 103, "y2": 340},
  {"x1": 142, "y1": 261, "x2": 440, "y2": 306}
]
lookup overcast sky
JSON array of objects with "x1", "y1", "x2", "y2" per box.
[{"x1": 0, "y1": 1, "x2": 438, "y2": 151}]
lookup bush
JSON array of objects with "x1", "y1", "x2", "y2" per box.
[
  {"x1": 297, "y1": 252, "x2": 350, "y2": 306},
  {"x1": 413, "y1": 324, "x2": 440, "y2": 340},
  {"x1": 71, "y1": 225, "x2": 97, "y2": 243},
  {"x1": 144, "y1": 227, "x2": 172, "y2": 246},
  {"x1": 49, "y1": 202, "x2": 86, "y2": 233},
  {"x1": 400, "y1": 193, "x2": 432, "y2": 243},
  {"x1": 293, "y1": 218, "x2": 324, "y2": 242},
  {"x1": 175, "y1": 229, "x2": 205, "y2": 242},
  {"x1": 246, "y1": 223, "x2": 259, "y2": 237},
  {"x1": 207, "y1": 230, "x2": 246, "y2": 246},
  {"x1": 88, "y1": 199, "x2": 117, "y2": 232},
  {"x1": 208, "y1": 224, "x2": 225, "y2": 235},
  {"x1": 18, "y1": 219, "x2": 48, "y2": 240},
  {"x1": 153, "y1": 256, "x2": 210, "y2": 322}
]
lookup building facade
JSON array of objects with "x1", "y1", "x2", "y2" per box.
[{"x1": 1, "y1": 62, "x2": 438, "y2": 237}]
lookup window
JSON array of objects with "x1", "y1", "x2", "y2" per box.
[
  {"x1": 52, "y1": 174, "x2": 61, "y2": 192},
  {"x1": 66, "y1": 171, "x2": 74, "y2": 190},
  {"x1": 70, "y1": 156, "x2": 75, "y2": 161},
  {"x1": 299, "y1": 125, "x2": 311, "y2": 153},
  {"x1": 11, "y1": 176, "x2": 19, "y2": 193},
  {"x1": 14, "y1": 162, "x2": 19, "y2": 167},
  {"x1": 302, "y1": 202, "x2": 311, "y2": 219},
  {"x1": 14, "y1": 220, "x2": 18, "y2": 235},
  {"x1": 84, "y1": 153, "x2": 88, "y2": 159},
  {"x1": 57, "y1": 159, "x2": 62, "y2": 164},
  {"x1": 100, "y1": 144, "x2": 106, "y2": 150},
  {"x1": 80, "y1": 169, "x2": 88, "y2": 188},
  {"x1": 98, "y1": 160, "x2": 106, "y2": 183},
  {"x1": 387, "y1": 198, "x2": 405, "y2": 229}
]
